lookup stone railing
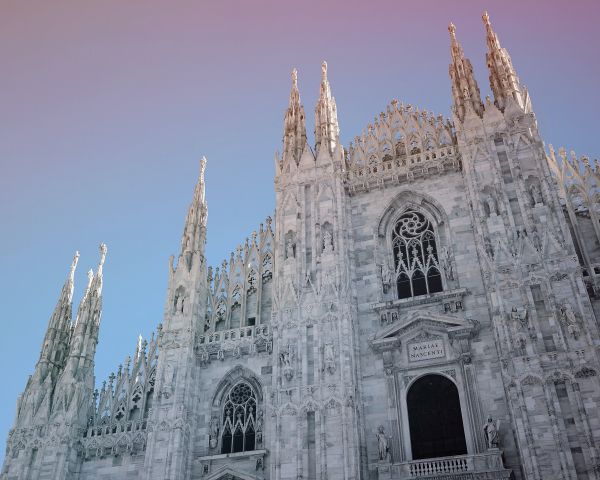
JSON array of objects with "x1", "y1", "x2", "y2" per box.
[
  {"x1": 374, "y1": 451, "x2": 510, "y2": 480},
  {"x1": 81, "y1": 419, "x2": 148, "y2": 459},
  {"x1": 346, "y1": 146, "x2": 460, "y2": 194},
  {"x1": 408, "y1": 456, "x2": 469, "y2": 477},
  {"x1": 197, "y1": 324, "x2": 270, "y2": 345},
  {"x1": 84, "y1": 418, "x2": 147, "y2": 439},
  {"x1": 196, "y1": 325, "x2": 272, "y2": 363}
]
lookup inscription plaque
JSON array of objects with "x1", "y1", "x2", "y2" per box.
[{"x1": 408, "y1": 339, "x2": 445, "y2": 362}]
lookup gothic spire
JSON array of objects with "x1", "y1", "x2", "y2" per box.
[
  {"x1": 282, "y1": 68, "x2": 307, "y2": 166},
  {"x1": 55, "y1": 245, "x2": 106, "y2": 393},
  {"x1": 37, "y1": 251, "x2": 79, "y2": 376},
  {"x1": 483, "y1": 11, "x2": 525, "y2": 111},
  {"x1": 314, "y1": 61, "x2": 340, "y2": 155},
  {"x1": 448, "y1": 22, "x2": 483, "y2": 121},
  {"x1": 180, "y1": 157, "x2": 208, "y2": 270}
]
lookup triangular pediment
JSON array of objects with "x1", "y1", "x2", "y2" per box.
[
  {"x1": 370, "y1": 310, "x2": 476, "y2": 350},
  {"x1": 204, "y1": 465, "x2": 262, "y2": 480}
]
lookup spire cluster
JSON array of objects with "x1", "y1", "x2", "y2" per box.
[
  {"x1": 277, "y1": 62, "x2": 341, "y2": 175},
  {"x1": 448, "y1": 11, "x2": 527, "y2": 121}
]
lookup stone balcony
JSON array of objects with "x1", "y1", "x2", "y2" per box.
[{"x1": 374, "y1": 451, "x2": 512, "y2": 480}]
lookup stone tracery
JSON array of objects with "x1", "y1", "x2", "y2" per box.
[{"x1": 391, "y1": 211, "x2": 443, "y2": 299}]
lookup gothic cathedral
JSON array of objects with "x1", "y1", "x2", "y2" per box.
[{"x1": 3, "y1": 12, "x2": 600, "y2": 480}]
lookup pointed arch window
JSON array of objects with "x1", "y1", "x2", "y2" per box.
[
  {"x1": 392, "y1": 211, "x2": 443, "y2": 299},
  {"x1": 221, "y1": 382, "x2": 257, "y2": 454}
]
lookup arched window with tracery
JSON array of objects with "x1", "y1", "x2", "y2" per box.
[
  {"x1": 221, "y1": 382, "x2": 257, "y2": 454},
  {"x1": 392, "y1": 211, "x2": 443, "y2": 299}
]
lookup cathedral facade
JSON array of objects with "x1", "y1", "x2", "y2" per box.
[{"x1": 4, "y1": 12, "x2": 600, "y2": 480}]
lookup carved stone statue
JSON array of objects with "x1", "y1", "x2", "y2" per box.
[
  {"x1": 381, "y1": 263, "x2": 394, "y2": 293},
  {"x1": 560, "y1": 303, "x2": 580, "y2": 339},
  {"x1": 209, "y1": 416, "x2": 219, "y2": 448},
  {"x1": 440, "y1": 247, "x2": 454, "y2": 281},
  {"x1": 376, "y1": 425, "x2": 391, "y2": 462},
  {"x1": 286, "y1": 239, "x2": 295, "y2": 259},
  {"x1": 483, "y1": 415, "x2": 500, "y2": 448},
  {"x1": 485, "y1": 195, "x2": 497, "y2": 216},
  {"x1": 255, "y1": 411, "x2": 264, "y2": 444},
  {"x1": 175, "y1": 294, "x2": 184, "y2": 314},
  {"x1": 530, "y1": 183, "x2": 543, "y2": 205},
  {"x1": 280, "y1": 345, "x2": 294, "y2": 381},
  {"x1": 160, "y1": 363, "x2": 175, "y2": 399},
  {"x1": 324, "y1": 342, "x2": 336, "y2": 375},
  {"x1": 323, "y1": 230, "x2": 334, "y2": 254},
  {"x1": 510, "y1": 306, "x2": 528, "y2": 330}
]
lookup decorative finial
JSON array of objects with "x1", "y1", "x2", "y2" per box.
[
  {"x1": 321, "y1": 61, "x2": 328, "y2": 80},
  {"x1": 291, "y1": 68, "x2": 298, "y2": 87},
  {"x1": 199, "y1": 156, "x2": 207, "y2": 175},
  {"x1": 482, "y1": 11, "x2": 490, "y2": 26},
  {"x1": 448, "y1": 22, "x2": 456, "y2": 38}
]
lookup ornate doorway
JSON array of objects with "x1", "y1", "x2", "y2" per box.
[{"x1": 406, "y1": 374, "x2": 467, "y2": 459}]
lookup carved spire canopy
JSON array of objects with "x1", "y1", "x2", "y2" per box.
[
  {"x1": 483, "y1": 11, "x2": 524, "y2": 111},
  {"x1": 282, "y1": 68, "x2": 307, "y2": 165},
  {"x1": 448, "y1": 22, "x2": 484, "y2": 121},
  {"x1": 314, "y1": 60, "x2": 340, "y2": 154}
]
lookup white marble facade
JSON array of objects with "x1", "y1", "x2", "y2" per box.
[{"x1": 3, "y1": 12, "x2": 600, "y2": 480}]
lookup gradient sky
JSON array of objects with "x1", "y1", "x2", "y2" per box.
[{"x1": 1, "y1": 0, "x2": 598, "y2": 463}]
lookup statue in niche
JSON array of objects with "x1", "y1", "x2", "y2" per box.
[
  {"x1": 440, "y1": 247, "x2": 454, "y2": 281},
  {"x1": 381, "y1": 263, "x2": 394, "y2": 293},
  {"x1": 530, "y1": 226, "x2": 541, "y2": 251},
  {"x1": 530, "y1": 183, "x2": 543, "y2": 205},
  {"x1": 323, "y1": 342, "x2": 336, "y2": 375},
  {"x1": 255, "y1": 411, "x2": 264, "y2": 444},
  {"x1": 323, "y1": 230, "x2": 334, "y2": 254},
  {"x1": 510, "y1": 306, "x2": 528, "y2": 330},
  {"x1": 559, "y1": 303, "x2": 580, "y2": 339},
  {"x1": 484, "y1": 237, "x2": 494, "y2": 259},
  {"x1": 517, "y1": 334, "x2": 527, "y2": 355},
  {"x1": 286, "y1": 239, "x2": 295, "y2": 259},
  {"x1": 376, "y1": 425, "x2": 391, "y2": 462},
  {"x1": 160, "y1": 363, "x2": 175, "y2": 399},
  {"x1": 485, "y1": 195, "x2": 498, "y2": 217},
  {"x1": 175, "y1": 294, "x2": 184, "y2": 314},
  {"x1": 280, "y1": 344, "x2": 295, "y2": 381},
  {"x1": 483, "y1": 415, "x2": 500, "y2": 449},
  {"x1": 208, "y1": 416, "x2": 219, "y2": 449}
]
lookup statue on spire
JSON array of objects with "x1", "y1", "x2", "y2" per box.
[{"x1": 448, "y1": 22, "x2": 456, "y2": 38}]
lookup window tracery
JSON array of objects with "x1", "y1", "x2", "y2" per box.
[
  {"x1": 392, "y1": 211, "x2": 443, "y2": 299},
  {"x1": 220, "y1": 381, "x2": 258, "y2": 454}
]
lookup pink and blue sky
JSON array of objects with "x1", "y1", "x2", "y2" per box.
[{"x1": 1, "y1": 0, "x2": 598, "y2": 462}]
